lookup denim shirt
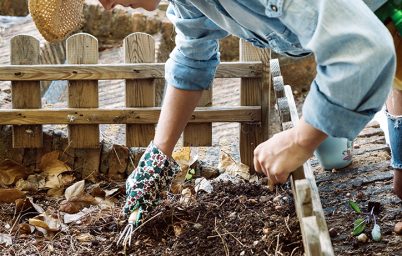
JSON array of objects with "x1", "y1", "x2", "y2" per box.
[{"x1": 164, "y1": 0, "x2": 396, "y2": 140}]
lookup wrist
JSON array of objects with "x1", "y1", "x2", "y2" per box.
[{"x1": 293, "y1": 117, "x2": 327, "y2": 152}]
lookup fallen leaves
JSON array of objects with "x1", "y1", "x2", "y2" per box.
[
  {"x1": 59, "y1": 180, "x2": 97, "y2": 214},
  {"x1": 218, "y1": 151, "x2": 250, "y2": 180},
  {"x1": 28, "y1": 210, "x2": 65, "y2": 235},
  {"x1": 0, "y1": 188, "x2": 25, "y2": 203},
  {"x1": 0, "y1": 233, "x2": 12, "y2": 246},
  {"x1": 0, "y1": 159, "x2": 31, "y2": 186}
]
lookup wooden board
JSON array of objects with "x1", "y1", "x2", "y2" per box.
[
  {"x1": 283, "y1": 85, "x2": 334, "y2": 256},
  {"x1": 0, "y1": 107, "x2": 261, "y2": 125},
  {"x1": 10, "y1": 35, "x2": 42, "y2": 148},
  {"x1": 66, "y1": 33, "x2": 100, "y2": 148},
  {"x1": 124, "y1": 33, "x2": 156, "y2": 147},
  {"x1": 239, "y1": 40, "x2": 270, "y2": 172},
  {"x1": 0, "y1": 62, "x2": 263, "y2": 81}
]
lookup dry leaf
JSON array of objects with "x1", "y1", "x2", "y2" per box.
[
  {"x1": 40, "y1": 151, "x2": 71, "y2": 176},
  {"x1": 0, "y1": 160, "x2": 31, "y2": 186},
  {"x1": 15, "y1": 197, "x2": 44, "y2": 214},
  {"x1": 171, "y1": 147, "x2": 195, "y2": 194},
  {"x1": 195, "y1": 178, "x2": 213, "y2": 194},
  {"x1": 28, "y1": 211, "x2": 62, "y2": 232},
  {"x1": 45, "y1": 174, "x2": 75, "y2": 192},
  {"x1": 0, "y1": 233, "x2": 12, "y2": 246},
  {"x1": 59, "y1": 180, "x2": 97, "y2": 213},
  {"x1": 47, "y1": 187, "x2": 64, "y2": 197},
  {"x1": 76, "y1": 233, "x2": 94, "y2": 243},
  {"x1": 63, "y1": 207, "x2": 96, "y2": 224},
  {"x1": 0, "y1": 188, "x2": 25, "y2": 203},
  {"x1": 15, "y1": 174, "x2": 46, "y2": 192},
  {"x1": 59, "y1": 194, "x2": 97, "y2": 214},
  {"x1": 173, "y1": 224, "x2": 184, "y2": 237},
  {"x1": 218, "y1": 151, "x2": 250, "y2": 180},
  {"x1": 89, "y1": 185, "x2": 106, "y2": 198},
  {"x1": 179, "y1": 188, "x2": 192, "y2": 206},
  {"x1": 19, "y1": 223, "x2": 35, "y2": 234},
  {"x1": 65, "y1": 180, "x2": 85, "y2": 201},
  {"x1": 104, "y1": 188, "x2": 119, "y2": 197}
]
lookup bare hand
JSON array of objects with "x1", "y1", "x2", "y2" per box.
[{"x1": 253, "y1": 118, "x2": 327, "y2": 184}]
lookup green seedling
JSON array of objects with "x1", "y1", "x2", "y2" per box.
[
  {"x1": 185, "y1": 168, "x2": 196, "y2": 181},
  {"x1": 348, "y1": 200, "x2": 382, "y2": 241}
]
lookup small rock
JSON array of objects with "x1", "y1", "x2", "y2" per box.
[
  {"x1": 259, "y1": 196, "x2": 269, "y2": 203},
  {"x1": 193, "y1": 223, "x2": 203, "y2": 230},
  {"x1": 282, "y1": 196, "x2": 288, "y2": 201},
  {"x1": 263, "y1": 227, "x2": 270, "y2": 234},
  {"x1": 228, "y1": 212, "x2": 237, "y2": 219},
  {"x1": 253, "y1": 240, "x2": 259, "y2": 246},
  {"x1": 275, "y1": 205, "x2": 282, "y2": 210},
  {"x1": 240, "y1": 251, "x2": 245, "y2": 256},
  {"x1": 4, "y1": 224, "x2": 10, "y2": 230},
  {"x1": 248, "y1": 199, "x2": 258, "y2": 205},
  {"x1": 329, "y1": 228, "x2": 338, "y2": 238},
  {"x1": 357, "y1": 233, "x2": 368, "y2": 243},
  {"x1": 346, "y1": 193, "x2": 351, "y2": 197},
  {"x1": 331, "y1": 168, "x2": 337, "y2": 173},
  {"x1": 273, "y1": 195, "x2": 282, "y2": 202},
  {"x1": 394, "y1": 222, "x2": 402, "y2": 235}
]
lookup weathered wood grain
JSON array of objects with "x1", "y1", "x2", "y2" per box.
[
  {"x1": 0, "y1": 107, "x2": 261, "y2": 125},
  {"x1": 0, "y1": 62, "x2": 263, "y2": 81},
  {"x1": 66, "y1": 33, "x2": 100, "y2": 148},
  {"x1": 124, "y1": 33, "x2": 156, "y2": 147},
  {"x1": 10, "y1": 35, "x2": 42, "y2": 148}
]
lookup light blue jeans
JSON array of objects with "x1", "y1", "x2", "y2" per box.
[{"x1": 387, "y1": 112, "x2": 402, "y2": 169}]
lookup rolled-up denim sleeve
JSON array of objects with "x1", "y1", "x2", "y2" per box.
[
  {"x1": 274, "y1": 0, "x2": 396, "y2": 139},
  {"x1": 165, "y1": 2, "x2": 229, "y2": 90}
]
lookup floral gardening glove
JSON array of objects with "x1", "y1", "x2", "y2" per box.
[{"x1": 123, "y1": 141, "x2": 180, "y2": 226}]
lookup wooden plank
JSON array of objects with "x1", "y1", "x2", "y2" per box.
[
  {"x1": 295, "y1": 179, "x2": 313, "y2": 218},
  {"x1": 239, "y1": 40, "x2": 267, "y2": 172},
  {"x1": 183, "y1": 88, "x2": 212, "y2": 146},
  {"x1": 66, "y1": 33, "x2": 99, "y2": 148},
  {"x1": 302, "y1": 216, "x2": 322, "y2": 256},
  {"x1": 10, "y1": 35, "x2": 42, "y2": 148},
  {"x1": 124, "y1": 33, "x2": 155, "y2": 147},
  {"x1": 0, "y1": 62, "x2": 263, "y2": 81},
  {"x1": 0, "y1": 106, "x2": 261, "y2": 125},
  {"x1": 282, "y1": 85, "x2": 334, "y2": 256}
]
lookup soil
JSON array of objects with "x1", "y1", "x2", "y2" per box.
[
  {"x1": 312, "y1": 122, "x2": 402, "y2": 255},
  {"x1": 0, "y1": 181, "x2": 303, "y2": 256}
]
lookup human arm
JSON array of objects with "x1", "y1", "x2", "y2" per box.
[{"x1": 254, "y1": 0, "x2": 396, "y2": 183}]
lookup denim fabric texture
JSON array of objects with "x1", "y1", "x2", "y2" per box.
[
  {"x1": 164, "y1": 0, "x2": 396, "y2": 140},
  {"x1": 387, "y1": 112, "x2": 402, "y2": 168}
]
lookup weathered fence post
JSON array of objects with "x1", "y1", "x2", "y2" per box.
[
  {"x1": 66, "y1": 33, "x2": 100, "y2": 181},
  {"x1": 239, "y1": 40, "x2": 270, "y2": 171},
  {"x1": 66, "y1": 33, "x2": 100, "y2": 148},
  {"x1": 124, "y1": 33, "x2": 156, "y2": 147},
  {"x1": 10, "y1": 35, "x2": 42, "y2": 148}
]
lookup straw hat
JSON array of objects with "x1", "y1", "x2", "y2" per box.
[{"x1": 28, "y1": 0, "x2": 85, "y2": 42}]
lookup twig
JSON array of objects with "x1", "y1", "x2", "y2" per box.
[
  {"x1": 290, "y1": 246, "x2": 300, "y2": 256},
  {"x1": 214, "y1": 217, "x2": 229, "y2": 256},
  {"x1": 284, "y1": 215, "x2": 291, "y2": 233},
  {"x1": 113, "y1": 146, "x2": 123, "y2": 167},
  {"x1": 129, "y1": 211, "x2": 163, "y2": 234},
  {"x1": 274, "y1": 234, "x2": 280, "y2": 256}
]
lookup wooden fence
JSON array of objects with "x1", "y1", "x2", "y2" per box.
[{"x1": 0, "y1": 32, "x2": 270, "y2": 170}]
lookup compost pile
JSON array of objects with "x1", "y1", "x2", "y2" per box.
[{"x1": 0, "y1": 150, "x2": 303, "y2": 256}]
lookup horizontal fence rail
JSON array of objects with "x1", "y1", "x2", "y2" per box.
[
  {"x1": 0, "y1": 62, "x2": 263, "y2": 81},
  {"x1": 0, "y1": 106, "x2": 261, "y2": 125},
  {"x1": 0, "y1": 32, "x2": 270, "y2": 170}
]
